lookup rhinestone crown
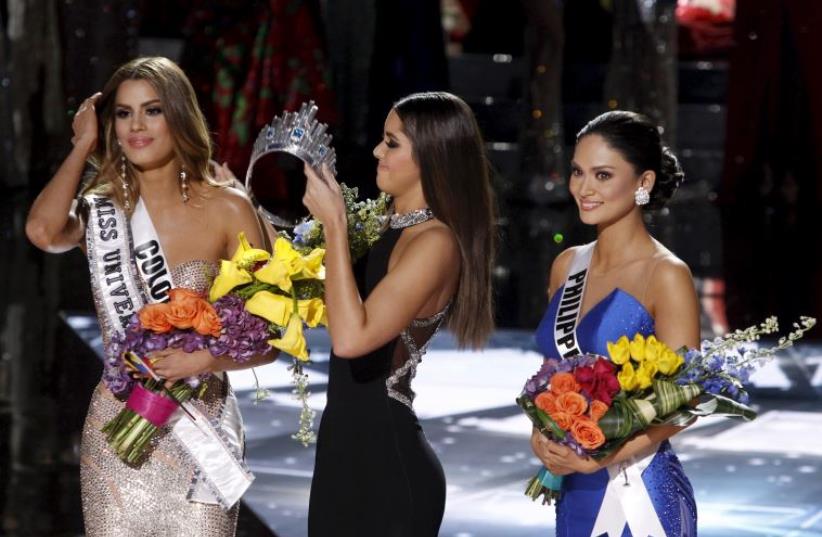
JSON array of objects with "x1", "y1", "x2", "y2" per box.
[
  {"x1": 245, "y1": 101, "x2": 336, "y2": 187},
  {"x1": 245, "y1": 101, "x2": 336, "y2": 227}
]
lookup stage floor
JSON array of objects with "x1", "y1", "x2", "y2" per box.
[{"x1": 219, "y1": 329, "x2": 822, "y2": 537}]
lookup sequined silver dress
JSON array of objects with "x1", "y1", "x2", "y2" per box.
[{"x1": 80, "y1": 260, "x2": 241, "y2": 536}]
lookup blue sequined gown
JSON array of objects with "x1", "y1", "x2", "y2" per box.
[{"x1": 535, "y1": 286, "x2": 697, "y2": 537}]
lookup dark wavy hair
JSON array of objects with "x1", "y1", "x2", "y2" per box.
[
  {"x1": 393, "y1": 92, "x2": 496, "y2": 349},
  {"x1": 576, "y1": 110, "x2": 685, "y2": 210}
]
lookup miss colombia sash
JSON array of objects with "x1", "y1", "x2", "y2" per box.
[{"x1": 84, "y1": 194, "x2": 253, "y2": 509}]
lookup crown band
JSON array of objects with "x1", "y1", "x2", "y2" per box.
[{"x1": 245, "y1": 101, "x2": 337, "y2": 227}]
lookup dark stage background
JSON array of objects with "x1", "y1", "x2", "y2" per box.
[{"x1": 1, "y1": 0, "x2": 821, "y2": 535}]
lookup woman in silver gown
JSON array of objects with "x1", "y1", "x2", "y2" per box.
[{"x1": 26, "y1": 57, "x2": 275, "y2": 536}]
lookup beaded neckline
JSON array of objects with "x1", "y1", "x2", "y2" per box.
[{"x1": 389, "y1": 208, "x2": 434, "y2": 229}]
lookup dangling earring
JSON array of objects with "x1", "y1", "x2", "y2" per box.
[
  {"x1": 634, "y1": 185, "x2": 650, "y2": 206},
  {"x1": 180, "y1": 168, "x2": 190, "y2": 203},
  {"x1": 120, "y1": 153, "x2": 131, "y2": 211}
]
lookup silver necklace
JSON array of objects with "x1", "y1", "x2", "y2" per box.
[{"x1": 389, "y1": 208, "x2": 434, "y2": 229}]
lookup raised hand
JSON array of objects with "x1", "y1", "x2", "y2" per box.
[
  {"x1": 71, "y1": 92, "x2": 102, "y2": 154},
  {"x1": 302, "y1": 163, "x2": 346, "y2": 227}
]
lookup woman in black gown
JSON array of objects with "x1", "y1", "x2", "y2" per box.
[{"x1": 301, "y1": 92, "x2": 496, "y2": 537}]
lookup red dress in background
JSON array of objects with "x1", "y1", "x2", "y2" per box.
[{"x1": 181, "y1": 0, "x2": 337, "y2": 213}]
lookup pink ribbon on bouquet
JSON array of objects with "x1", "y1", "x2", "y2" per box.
[{"x1": 126, "y1": 383, "x2": 179, "y2": 427}]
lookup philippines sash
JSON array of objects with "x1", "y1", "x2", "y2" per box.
[
  {"x1": 84, "y1": 194, "x2": 253, "y2": 509},
  {"x1": 553, "y1": 242, "x2": 594, "y2": 358}
]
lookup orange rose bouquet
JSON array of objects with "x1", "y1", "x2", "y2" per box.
[
  {"x1": 518, "y1": 355, "x2": 619, "y2": 504},
  {"x1": 101, "y1": 288, "x2": 273, "y2": 464}
]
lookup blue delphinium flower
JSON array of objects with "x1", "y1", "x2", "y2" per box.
[{"x1": 706, "y1": 354, "x2": 724, "y2": 373}]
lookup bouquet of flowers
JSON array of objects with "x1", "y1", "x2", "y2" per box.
[
  {"x1": 206, "y1": 185, "x2": 390, "y2": 445},
  {"x1": 289, "y1": 183, "x2": 390, "y2": 260},
  {"x1": 102, "y1": 288, "x2": 273, "y2": 464},
  {"x1": 103, "y1": 185, "x2": 389, "y2": 460},
  {"x1": 518, "y1": 316, "x2": 816, "y2": 504},
  {"x1": 208, "y1": 231, "x2": 328, "y2": 445}
]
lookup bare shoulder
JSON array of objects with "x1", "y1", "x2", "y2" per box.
[
  {"x1": 548, "y1": 246, "x2": 582, "y2": 294},
  {"x1": 402, "y1": 223, "x2": 460, "y2": 264},
  {"x1": 651, "y1": 242, "x2": 693, "y2": 281},
  {"x1": 199, "y1": 184, "x2": 264, "y2": 249},
  {"x1": 647, "y1": 244, "x2": 700, "y2": 348},
  {"x1": 203, "y1": 184, "x2": 255, "y2": 215},
  {"x1": 649, "y1": 248, "x2": 696, "y2": 298},
  {"x1": 388, "y1": 224, "x2": 460, "y2": 281}
]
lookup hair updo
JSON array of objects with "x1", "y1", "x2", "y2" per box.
[{"x1": 576, "y1": 110, "x2": 685, "y2": 210}]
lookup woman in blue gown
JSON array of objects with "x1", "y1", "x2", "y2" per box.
[{"x1": 530, "y1": 111, "x2": 699, "y2": 537}]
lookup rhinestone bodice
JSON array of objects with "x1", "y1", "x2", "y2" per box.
[
  {"x1": 168, "y1": 260, "x2": 218, "y2": 295},
  {"x1": 81, "y1": 258, "x2": 237, "y2": 533}
]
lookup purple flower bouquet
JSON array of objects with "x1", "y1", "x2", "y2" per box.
[{"x1": 101, "y1": 289, "x2": 272, "y2": 465}]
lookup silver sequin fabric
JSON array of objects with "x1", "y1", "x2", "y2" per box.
[
  {"x1": 386, "y1": 306, "x2": 449, "y2": 409},
  {"x1": 80, "y1": 260, "x2": 240, "y2": 536}
]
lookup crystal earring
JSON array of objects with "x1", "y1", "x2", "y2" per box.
[
  {"x1": 180, "y1": 168, "x2": 189, "y2": 203},
  {"x1": 634, "y1": 185, "x2": 650, "y2": 206},
  {"x1": 120, "y1": 153, "x2": 131, "y2": 211}
]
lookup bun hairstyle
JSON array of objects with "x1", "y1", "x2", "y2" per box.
[{"x1": 576, "y1": 111, "x2": 685, "y2": 210}]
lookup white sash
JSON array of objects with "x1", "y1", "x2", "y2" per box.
[
  {"x1": 130, "y1": 198, "x2": 173, "y2": 302},
  {"x1": 590, "y1": 451, "x2": 668, "y2": 537},
  {"x1": 173, "y1": 396, "x2": 253, "y2": 509},
  {"x1": 84, "y1": 195, "x2": 145, "y2": 331},
  {"x1": 553, "y1": 242, "x2": 594, "y2": 358},
  {"x1": 85, "y1": 194, "x2": 253, "y2": 508}
]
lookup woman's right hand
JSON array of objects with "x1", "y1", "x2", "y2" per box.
[
  {"x1": 26, "y1": 92, "x2": 101, "y2": 253},
  {"x1": 71, "y1": 92, "x2": 102, "y2": 153}
]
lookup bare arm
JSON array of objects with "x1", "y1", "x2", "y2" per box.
[
  {"x1": 215, "y1": 185, "x2": 276, "y2": 369},
  {"x1": 531, "y1": 419, "x2": 684, "y2": 475},
  {"x1": 302, "y1": 164, "x2": 459, "y2": 358},
  {"x1": 26, "y1": 93, "x2": 101, "y2": 252},
  {"x1": 153, "y1": 348, "x2": 277, "y2": 382}
]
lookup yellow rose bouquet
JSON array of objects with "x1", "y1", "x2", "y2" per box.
[
  {"x1": 209, "y1": 232, "x2": 328, "y2": 445},
  {"x1": 595, "y1": 316, "x2": 816, "y2": 456}
]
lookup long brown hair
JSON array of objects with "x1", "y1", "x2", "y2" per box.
[
  {"x1": 394, "y1": 92, "x2": 496, "y2": 349},
  {"x1": 81, "y1": 56, "x2": 228, "y2": 210}
]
